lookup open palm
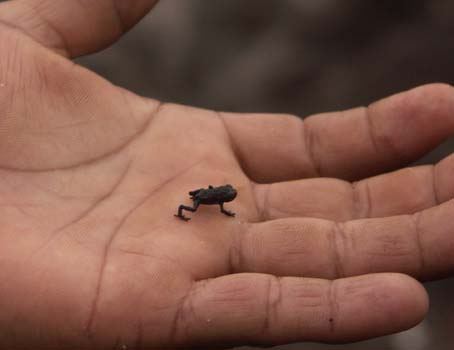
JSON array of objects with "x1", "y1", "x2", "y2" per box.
[{"x1": 1, "y1": 1, "x2": 453, "y2": 349}]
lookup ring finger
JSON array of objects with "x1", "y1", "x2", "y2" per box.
[{"x1": 231, "y1": 197, "x2": 454, "y2": 281}]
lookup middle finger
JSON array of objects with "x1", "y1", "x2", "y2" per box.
[{"x1": 253, "y1": 153, "x2": 454, "y2": 222}]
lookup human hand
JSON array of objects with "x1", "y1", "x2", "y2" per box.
[{"x1": 0, "y1": 1, "x2": 453, "y2": 349}]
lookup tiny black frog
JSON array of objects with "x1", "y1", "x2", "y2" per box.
[{"x1": 175, "y1": 184, "x2": 237, "y2": 221}]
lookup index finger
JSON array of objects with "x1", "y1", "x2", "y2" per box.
[{"x1": 221, "y1": 84, "x2": 454, "y2": 183}]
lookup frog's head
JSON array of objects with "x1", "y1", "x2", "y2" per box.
[{"x1": 223, "y1": 184, "x2": 237, "y2": 202}]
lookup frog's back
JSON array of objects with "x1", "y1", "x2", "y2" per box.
[
  {"x1": 195, "y1": 188, "x2": 219, "y2": 204},
  {"x1": 190, "y1": 185, "x2": 237, "y2": 204}
]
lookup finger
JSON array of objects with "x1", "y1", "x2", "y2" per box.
[
  {"x1": 234, "y1": 199, "x2": 454, "y2": 280},
  {"x1": 252, "y1": 153, "x2": 454, "y2": 221},
  {"x1": 172, "y1": 273, "x2": 427, "y2": 347},
  {"x1": 0, "y1": 0, "x2": 159, "y2": 57},
  {"x1": 221, "y1": 84, "x2": 454, "y2": 183}
]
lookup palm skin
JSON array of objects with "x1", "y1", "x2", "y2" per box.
[
  {"x1": 0, "y1": 24, "x2": 251, "y2": 347},
  {"x1": 1, "y1": 1, "x2": 454, "y2": 349}
]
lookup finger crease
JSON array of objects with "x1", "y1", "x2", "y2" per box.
[
  {"x1": 228, "y1": 232, "x2": 241, "y2": 274},
  {"x1": 430, "y1": 165, "x2": 440, "y2": 206},
  {"x1": 364, "y1": 106, "x2": 381, "y2": 157},
  {"x1": 363, "y1": 181, "x2": 373, "y2": 218},
  {"x1": 410, "y1": 212, "x2": 426, "y2": 278},
  {"x1": 351, "y1": 181, "x2": 372, "y2": 219},
  {"x1": 217, "y1": 112, "x2": 248, "y2": 175},
  {"x1": 250, "y1": 181, "x2": 266, "y2": 222},
  {"x1": 300, "y1": 119, "x2": 321, "y2": 177},
  {"x1": 351, "y1": 181, "x2": 362, "y2": 220},
  {"x1": 331, "y1": 223, "x2": 347, "y2": 279},
  {"x1": 262, "y1": 184, "x2": 272, "y2": 221},
  {"x1": 365, "y1": 105, "x2": 407, "y2": 164},
  {"x1": 261, "y1": 276, "x2": 282, "y2": 337}
]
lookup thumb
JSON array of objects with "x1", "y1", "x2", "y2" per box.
[
  {"x1": 0, "y1": 25, "x2": 160, "y2": 171},
  {"x1": 0, "y1": 0, "x2": 159, "y2": 57}
]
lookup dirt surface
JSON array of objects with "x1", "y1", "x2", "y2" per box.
[{"x1": 11, "y1": 0, "x2": 454, "y2": 349}]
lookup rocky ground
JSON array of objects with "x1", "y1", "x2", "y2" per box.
[{"x1": 17, "y1": 0, "x2": 454, "y2": 349}]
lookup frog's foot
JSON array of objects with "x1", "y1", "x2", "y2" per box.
[
  {"x1": 221, "y1": 209, "x2": 236, "y2": 217},
  {"x1": 175, "y1": 214, "x2": 191, "y2": 221}
]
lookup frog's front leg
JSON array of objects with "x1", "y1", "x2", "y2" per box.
[{"x1": 219, "y1": 202, "x2": 235, "y2": 217}]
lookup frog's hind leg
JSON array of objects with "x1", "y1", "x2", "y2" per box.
[
  {"x1": 175, "y1": 200, "x2": 200, "y2": 221},
  {"x1": 219, "y1": 203, "x2": 235, "y2": 217}
]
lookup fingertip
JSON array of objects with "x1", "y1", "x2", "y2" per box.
[
  {"x1": 396, "y1": 83, "x2": 454, "y2": 126},
  {"x1": 375, "y1": 83, "x2": 453, "y2": 110},
  {"x1": 331, "y1": 273, "x2": 428, "y2": 343},
  {"x1": 369, "y1": 83, "x2": 454, "y2": 162},
  {"x1": 380, "y1": 273, "x2": 429, "y2": 328}
]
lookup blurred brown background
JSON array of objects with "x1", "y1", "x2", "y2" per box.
[{"x1": 77, "y1": 1, "x2": 454, "y2": 349}]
